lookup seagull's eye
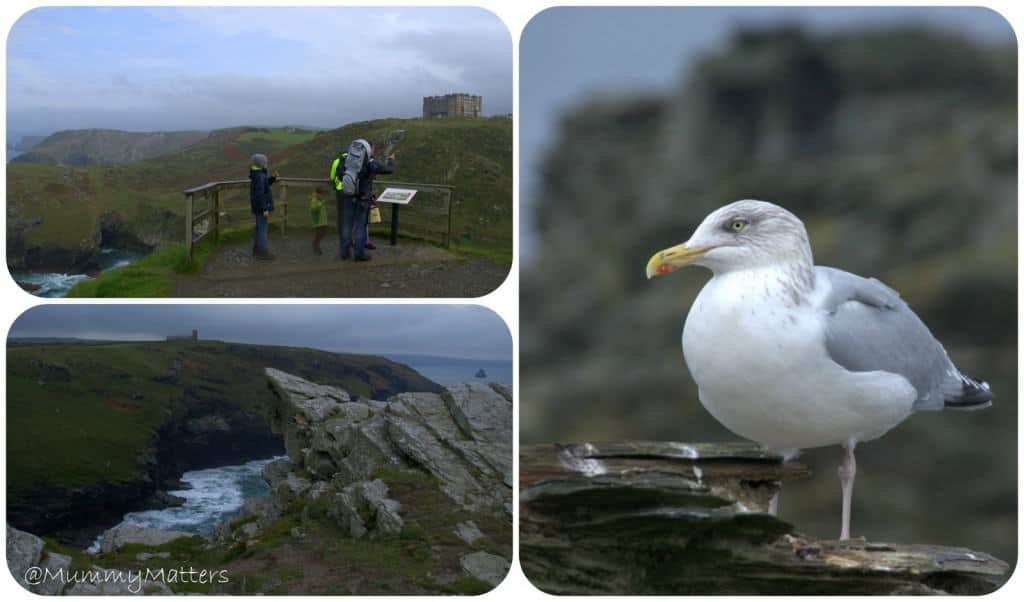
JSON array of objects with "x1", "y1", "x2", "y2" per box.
[{"x1": 726, "y1": 219, "x2": 748, "y2": 233}]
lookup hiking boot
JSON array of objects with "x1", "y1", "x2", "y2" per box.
[
  {"x1": 340, "y1": 254, "x2": 350, "y2": 261},
  {"x1": 354, "y1": 255, "x2": 372, "y2": 262},
  {"x1": 364, "y1": 242, "x2": 377, "y2": 250},
  {"x1": 254, "y1": 252, "x2": 275, "y2": 261}
]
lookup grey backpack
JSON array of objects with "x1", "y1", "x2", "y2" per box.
[{"x1": 341, "y1": 139, "x2": 371, "y2": 195}]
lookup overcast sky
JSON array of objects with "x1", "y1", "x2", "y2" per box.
[
  {"x1": 6, "y1": 6, "x2": 511, "y2": 138},
  {"x1": 519, "y1": 6, "x2": 1016, "y2": 259},
  {"x1": 8, "y1": 304, "x2": 512, "y2": 361}
]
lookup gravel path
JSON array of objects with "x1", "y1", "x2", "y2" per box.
[{"x1": 172, "y1": 235, "x2": 509, "y2": 298}]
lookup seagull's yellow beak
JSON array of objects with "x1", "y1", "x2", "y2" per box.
[{"x1": 646, "y1": 243, "x2": 710, "y2": 279}]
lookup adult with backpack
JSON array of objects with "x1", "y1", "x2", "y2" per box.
[
  {"x1": 249, "y1": 153, "x2": 279, "y2": 260},
  {"x1": 330, "y1": 138, "x2": 395, "y2": 261}
]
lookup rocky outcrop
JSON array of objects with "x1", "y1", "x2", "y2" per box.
[
  {"x1": 222, "y1": 368, "x2": 512, "y2": 552},
  {"x1": 7, "y1": 524, "x2": 172, "y2": 595},
  {"x1": 331, "y1": 479, "x2": 404, "y2": 538},
  {"x1": 265, "y1": 368, "x2": 511, "y2": 517},
  {"x1": 459, "y1": 551, "x2": 510, "y2": 587},
  {"x1": 98, "y1": 523, "x2": 195, "y2": 554},
  {"x1": 8, "y1": 525, "x2": 72, "y2": 595}
]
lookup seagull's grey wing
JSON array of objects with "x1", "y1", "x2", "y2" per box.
[{"x1": 816, "y1": 266, "x2": 987, "y2": 411}]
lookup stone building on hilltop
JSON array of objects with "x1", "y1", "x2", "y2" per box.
[
  {"x1": 167, "y1": 329, "x2": 198, "y2": 342},
  {"x1": 422, "y1": 93, "x2": 482, "y2": 119}
]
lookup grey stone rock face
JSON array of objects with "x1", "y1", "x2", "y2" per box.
[
  {"x1": 7, "y1": 524, "x2": 45, "y2": 591},
  {"x1": 240, "y1": 495, "x2": 286, "y2": 531},
  {"x1": 34, "y1": 551, "x2": 73, "y2": 596},
  {"x1": 386, "y1": 390, "x2": 511, "y2": 514},
  {"x1": 444, "y1": 383, "x2": 513, "y2": 488},
  {"x1": 261, "y1": 457, "x2": 292, "y2": 485},
  {"x1": 308, "y1": 411, "x2": 405, "y2": 482},
  {"x1": 454, "y1": 521, "x2": 485, "y2": 545},
  {"x1": 261, "y1": 460, "x2": 312, "y2": 503},
  {"x1": 99, "y1": 523, "x2": 195, "y2": 554},
  {"x1": 330, "y1": 479, "x2": 404, "y2": 538},
  {"x1": 266, "y1": 367, "x2": 352, "y2": 460},
  {"x1": 459, "y1": 551, "x2": 510, "y2": 587},
  {"x1": 8, "y1": 524, "x2": 176, "y2": 595}
]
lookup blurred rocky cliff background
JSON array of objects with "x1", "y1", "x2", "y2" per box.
[{"x1": 521, "y1": 25, "x2": 1016, "y2": 564}]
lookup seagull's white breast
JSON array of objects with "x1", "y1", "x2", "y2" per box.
[{"x1": 682, "y1": 268, "x2": 916, "y2": 450}]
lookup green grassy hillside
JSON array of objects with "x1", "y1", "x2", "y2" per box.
[
  {"x1": 7, "y1": 119, "x2": 511, "y2": 274},
  {"x1": 7, "y1": 339, "x2": 441, "y2": 534},
  {"x1": 272, "y1": 117, "x2": 513, "y2": 249},
  {"x1": 10, "y1": 128, "x2": 211, "y2": 166}
]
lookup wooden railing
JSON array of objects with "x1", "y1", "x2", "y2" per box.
[{"x1": 182, "y1": 177, "x2": 454, "y2": 262}]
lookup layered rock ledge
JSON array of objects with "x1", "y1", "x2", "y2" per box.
[{"x1": 520, "y1": 441, "x2": 1009, "y2": 595}]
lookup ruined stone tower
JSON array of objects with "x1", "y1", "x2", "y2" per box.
[{"x1": 422, "y1": 93, "x2": 482, "y2": 118}]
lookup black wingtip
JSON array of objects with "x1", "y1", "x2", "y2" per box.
[{"x1": 945, "y1": 376, "x2": 993, "y2": 410}]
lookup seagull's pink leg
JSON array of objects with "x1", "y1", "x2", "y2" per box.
[{"x1": 838, "y1": 441, "x2": 857, "y2": 540}]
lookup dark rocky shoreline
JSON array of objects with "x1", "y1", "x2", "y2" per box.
[{"x1": 9, "y1": 413, "x2": 285, "y2": 549}]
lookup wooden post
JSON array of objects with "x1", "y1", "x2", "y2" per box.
[
  {"x1": 280, "y1": 183, "x2": 288, "y2": 237},
  {"x1": 445, "y1": 189, "x2": 454, "y2": 248},
  {"x1": 390, "y1": 203, "x2": 400, "y2": 246},
  {"x1": 212, "y1": 188, "x2": 220, "y2": 243},
  {"x1": 185, "y1": 192, "x2": 194, "y2": 263}
]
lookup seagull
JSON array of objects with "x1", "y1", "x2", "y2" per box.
[{"x1": 645, "y1": 199, "x2": 991, "y2": 540}]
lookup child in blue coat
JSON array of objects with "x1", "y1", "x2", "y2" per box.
[{"x1": 249, "y1": 153, "x2": 278, "y2": 260}]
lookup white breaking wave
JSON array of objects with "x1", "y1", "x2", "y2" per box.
[
  {"x1": 14, "y1": 272, "x2": 93, "y2": 298},
  {"x1": 87, "y1": 456, "x2": 283, "y2": 553},
  {"x1": 15, "y1": 248, "x2": 142, "y2": 298}
]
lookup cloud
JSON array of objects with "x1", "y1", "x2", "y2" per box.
[
  {"x1": 9, "y1": 305, "x2": 512, "y2": 361},
  {"x1": 6, "y1": 7, "x2": 512, "y2": 134}
]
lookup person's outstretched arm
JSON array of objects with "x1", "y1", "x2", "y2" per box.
[{"x1": 369, "y1": 154, "x2": 396, "y2": 175}]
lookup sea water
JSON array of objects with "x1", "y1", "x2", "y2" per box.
[
  {"x1": 14, "y1": 248, "x2": 142, "y2": 298},
  {"x1": 87, "y1": 456, "x2": 282, "y2": 553},
  {"x1": 391, "y1": 356, "x2": 513, "y2": 386}
]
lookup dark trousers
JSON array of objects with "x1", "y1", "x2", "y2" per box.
[
  {"x1": 253, "y1": 213, "x2": 269, "y2": 254},
  {"x1": 338, "y1": 194, "x2": 368, "y2": 258},
  {"x1": 313, "y1": 225, "x2": 327, "y2": 252}
]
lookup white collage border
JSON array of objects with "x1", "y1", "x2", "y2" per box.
[{"x1": 1, "y1": 1, "x2": 1022, "y2": 601}]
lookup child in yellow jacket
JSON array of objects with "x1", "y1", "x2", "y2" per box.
[{"x1": 310, "y1": 186, "x2": 329, "y2": 255}]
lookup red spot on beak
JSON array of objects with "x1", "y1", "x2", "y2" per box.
[{"x1": 657, "y1": 264, "x2": 672, "y2": 275}]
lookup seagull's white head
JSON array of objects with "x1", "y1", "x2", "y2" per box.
[{"x1": 646, "y1": 199, "x2": 813, "y2": 278}]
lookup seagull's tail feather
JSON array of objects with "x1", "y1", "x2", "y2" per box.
[{"x1": 944, "y1": 375, "x2": 993, "y2": 411}]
